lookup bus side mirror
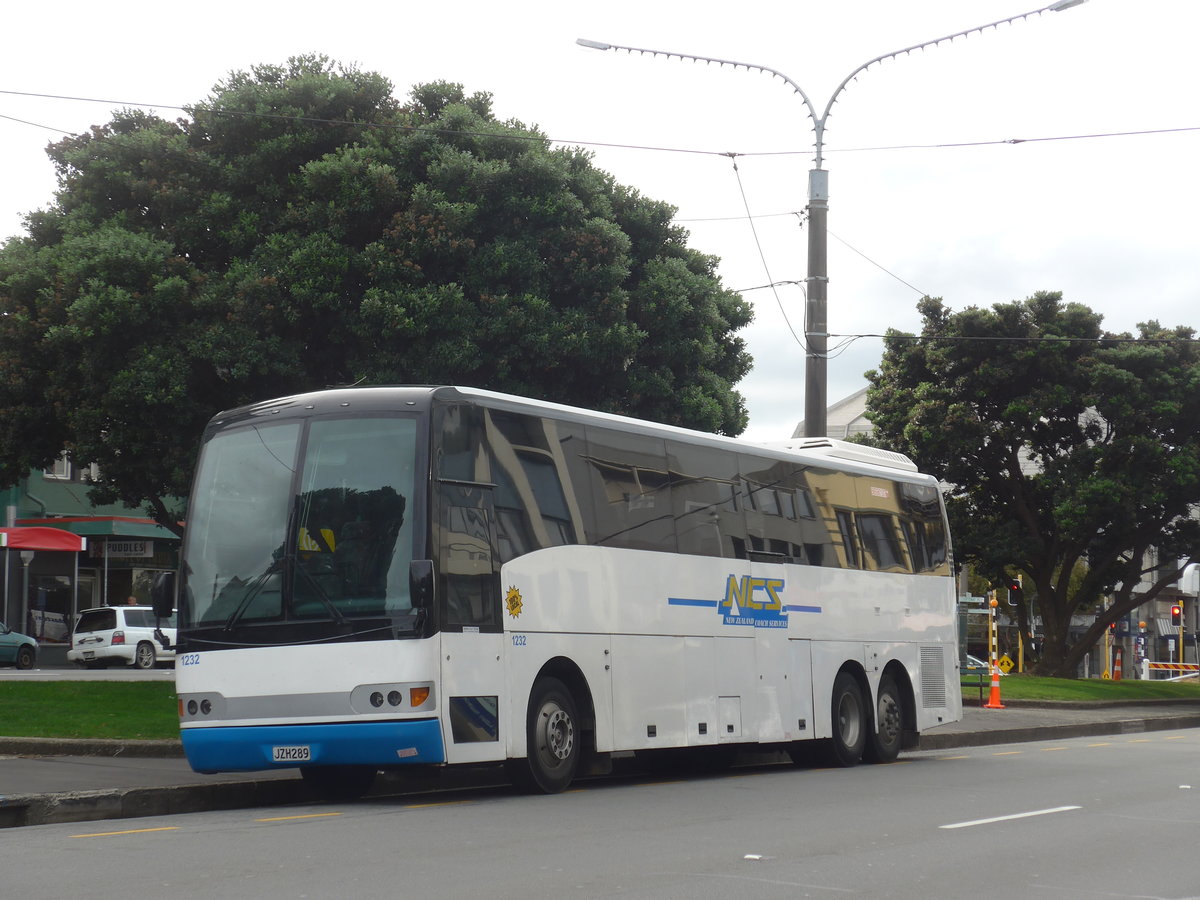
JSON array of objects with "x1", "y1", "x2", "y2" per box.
[
  {"x1": 410, "y1": 560, "x2": 434, "y2": 610},
  {"x1": 151, "y1": 572, "x2": 176, "y2": 618}
]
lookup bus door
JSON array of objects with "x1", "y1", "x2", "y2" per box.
[
  {"x1": 436, "y1": 482, "x2": 505, "y2": 763},
  {"x1": 752, "y1": 611, "x2": 813, "y2": 744},
  {"x1": 746, "y1": 560, "x2": 814, "y2": 744}
]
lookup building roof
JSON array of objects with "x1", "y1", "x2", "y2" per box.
[
  {"x1": 791, "y1": 387, "x2": 871, "y2": 440},
  {"x1": 14, "y1": 516, "x2": 178, "y2": 541}
]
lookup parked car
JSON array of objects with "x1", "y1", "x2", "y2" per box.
[
  {"x1": 962, "y1": 653, "x2": 1006, "y2": 675},
  {"x1": 67, "y1": 606, "x2": 176, "y2": 669},
  {"x1": 0, "y1": 621, "x2": 37, "y2": 669}
]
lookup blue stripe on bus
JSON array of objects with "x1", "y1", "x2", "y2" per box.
[
  {"x1": 785, "y1": 605, "x2": 822, "y2": 614},
  {"x1": 181, "y1": 719, "x2": 445, "y2": 772},
  {"x1": 667, "y1": 597, "x2": 719, "y2": 608}
]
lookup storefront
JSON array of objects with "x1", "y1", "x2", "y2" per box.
[
  {"x1": 0, "y1": 517, "x2": 180, "y2": 648},
  {"x1": 0, "y1": 526, "x2": 87, "y2": 640}
]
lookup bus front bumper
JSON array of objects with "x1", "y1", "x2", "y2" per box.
[{"x1": 181, "y1": 719, "x2": 446, "y2": 773}]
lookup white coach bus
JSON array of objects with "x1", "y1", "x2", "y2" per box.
[{"x1": 154, "y1": 386, "x2": 961, "y2": 796}]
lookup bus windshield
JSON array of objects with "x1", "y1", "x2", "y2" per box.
[{"x1": 181, "y1": 415, "x2": 420, "y2": 644}]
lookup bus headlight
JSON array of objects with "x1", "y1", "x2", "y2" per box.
[
  {"x1": 350, "y1": 683, "x2": 436, "y2": 714},
  {"x1": 179, "y1": 692, "x2": 224, "y2": 720}
]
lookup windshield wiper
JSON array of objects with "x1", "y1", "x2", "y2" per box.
[
  {"x1": 222, "y1": 561, "x2": 282, "y2": 632},
  {"x1": 292, "y1": 563, "x2": 347, "y2": 626}
]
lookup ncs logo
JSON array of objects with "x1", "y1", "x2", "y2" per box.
[{"x1": 721, "y1": 575, "x2": 787, "y2": 628}]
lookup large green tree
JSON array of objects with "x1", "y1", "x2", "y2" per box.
[
  {"x1": 866, "y1": 292, "x2": 1200, "y2": 676},
  {"x1": 0, "y1": 56, "x2": 752, "y2": 531}
]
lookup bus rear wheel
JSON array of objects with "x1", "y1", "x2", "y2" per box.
[
  {"x1": 827, "y1": 671, "x2": 867, "y2": 767},
  {"x1": 509, "y1": 677, "x2": 580, "y2": 794},
  {"x1": 864, "y1": 675, "x2": 904, "y2": 764}
]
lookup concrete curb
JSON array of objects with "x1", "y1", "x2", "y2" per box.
[
  {"x1": 918, "y1": 712, "x2": 1200, "y2": 750},
  {"x1": 0, "y1": 737, "x2": 183, "y2": 758},
  {"x1": 0, "y1": 778, "x2": 305, "y2": 829}
]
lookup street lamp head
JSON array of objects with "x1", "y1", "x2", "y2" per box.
[
  {"x1": 576, "y1": 38, "x2": 612, "y2": 51},
  {"x1": 1049, "y1": 0, "x2": 1086, "y2": 10}
]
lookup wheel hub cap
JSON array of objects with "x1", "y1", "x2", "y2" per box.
[{"x1": 545, "y1": 708, "x2": 574, "y2": 761}]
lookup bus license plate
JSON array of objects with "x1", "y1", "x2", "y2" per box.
[{"x1": 272, "y1": 745, "x2": 311, "y2": 763}]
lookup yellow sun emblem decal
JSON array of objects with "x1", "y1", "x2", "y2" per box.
[{"x1": 505, "y1": 585, "x2": 523, "y2": 618}]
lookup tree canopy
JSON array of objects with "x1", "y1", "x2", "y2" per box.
[
  {"x1": 0, "y1": 56, "x2": 753, "y2": 531},
  {"x1": 866, "y1": 292, "x2": 1200, "y2": 676}
]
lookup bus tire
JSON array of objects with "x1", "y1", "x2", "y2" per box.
[
  {"x1": 864, "y1": 674, "x2": 903, "y2": 764},
  {"x1": 301, "y1": 765, "x2": 377, "y2": 802},
  {"x1": 511, "y1": 677, "x2": 580, "y2": 794},
  {"x1": 827, "y1": 671, "x2": 866, "y2": 767}
]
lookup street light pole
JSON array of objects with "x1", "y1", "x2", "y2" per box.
[{"x1": 578, "y1": 0, "x2": 1085, "y2": 437}]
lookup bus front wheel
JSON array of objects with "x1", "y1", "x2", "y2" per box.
[
  {"x1": 827, "y1": 671, "x2": 866, "y2": 767},
  {"x1": 510, "y1": 677, "x2": 580, "y2": 794}
]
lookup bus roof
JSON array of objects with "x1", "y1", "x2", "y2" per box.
[{"x1": 210, "y1": 385, "x2": 928, "y2": 481}]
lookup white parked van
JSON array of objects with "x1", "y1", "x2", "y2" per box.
[{"x1": 67, "y1": 606, "x2": 176, "y2": 669}]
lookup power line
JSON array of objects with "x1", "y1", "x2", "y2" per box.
[
  {"x1": 715, "y1": 206, "x2": 928, "y2": 299},
  {"x1": 827, "y1": 228, "x2": 928, "y2": 297},
  {"x1": 725, "y1": 156, "x2": 807, "y2": 352},
  {"x1": 1, "y1": 88, "x2": 1196, "y2": 159},
  {"x1": 0, "y1": 112, "x2": 73, "y2": 134}
]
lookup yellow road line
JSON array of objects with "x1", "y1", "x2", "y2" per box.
[
  {"x1": 72, "y1": 826, "x2": 180, "y2": 839},
  {"x1": 256, "y1": 812, "x2": 343, "y2": 822},
  {"x1": 405, "y1": 800, "x2": 473, "y2": 809}
]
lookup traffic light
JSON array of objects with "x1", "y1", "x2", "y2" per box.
[
  {"x1": 1006, "y1": 575, "x2": 1023, "y2": 606},
  {"x1": 1171, "y1": 605, "x2": 1183, "y2": 628}
]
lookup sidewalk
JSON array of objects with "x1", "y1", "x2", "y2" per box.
[{"x1": 4, "y1": 699, "x2": 1200, "y2": 829}]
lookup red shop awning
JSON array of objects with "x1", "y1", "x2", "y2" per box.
[{"x1": 0, "y1": 526, "x2": 87, "y2": 552}]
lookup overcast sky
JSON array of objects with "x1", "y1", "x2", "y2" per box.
[{"x1": 2, "y1": 0, "x2": 1196, "y2": 439}]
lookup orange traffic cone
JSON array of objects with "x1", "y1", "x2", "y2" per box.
[
  {"x1": 983, "y1": 662, "x2": 1005, "y2": 709},
  {"x1": 1113, "y1": 648, "x2": 1123, "y2": 681}
]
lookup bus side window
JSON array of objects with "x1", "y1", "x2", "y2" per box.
[
  {"x1": 584, "y1": 428, "x2": 676, "y2": 553},
  {"x1": 487, "y1": 412, "x2": 586, "y2": 564},
  {"x1": 441, "y1": 499, "x2": 498, "y2": 629},
  {"x1": 437, "y1": 404, "x2": 489, "y2": 483},
  {"x1": 741, "y1": 456, "x2": 808, "y2": 565},
  {"x1": 857, "y1": 513, "x2": 908, "y2": 572},
  {"x1": 835, "y1": 509, "x2": 859, "y2": 568},
  {"x1": 667, "y1": 441, "x2": 745, "y2": 559}
]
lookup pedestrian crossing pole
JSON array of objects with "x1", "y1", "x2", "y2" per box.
[
  {"x1": 1103, "y1": 617, "x2": 1111, "y2": 679},
  {"x1": 984, "y1": 594, "x2": 1005, "y2": 709},
  {"x1": 1180, "y1": 598, "x2": 1186, "y2": 669}
]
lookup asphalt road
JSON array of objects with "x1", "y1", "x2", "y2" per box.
[
  {"x1": 3, "y1": 727, "x2": 1199, "y2": 899},
  {"x1": 5, "y1": 662, "x2": 1200, "y2": 833}
]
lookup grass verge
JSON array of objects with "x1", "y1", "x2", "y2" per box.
[
  {"x1": 2, "y1": 676, "x2": 1199, "y2": 741},
  {"x1": 0, "y1": 682, "x2": 179, "y2": 740},
  {"x1": 962, "y1": 674, "x2": 1200, "y2": 702}
]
